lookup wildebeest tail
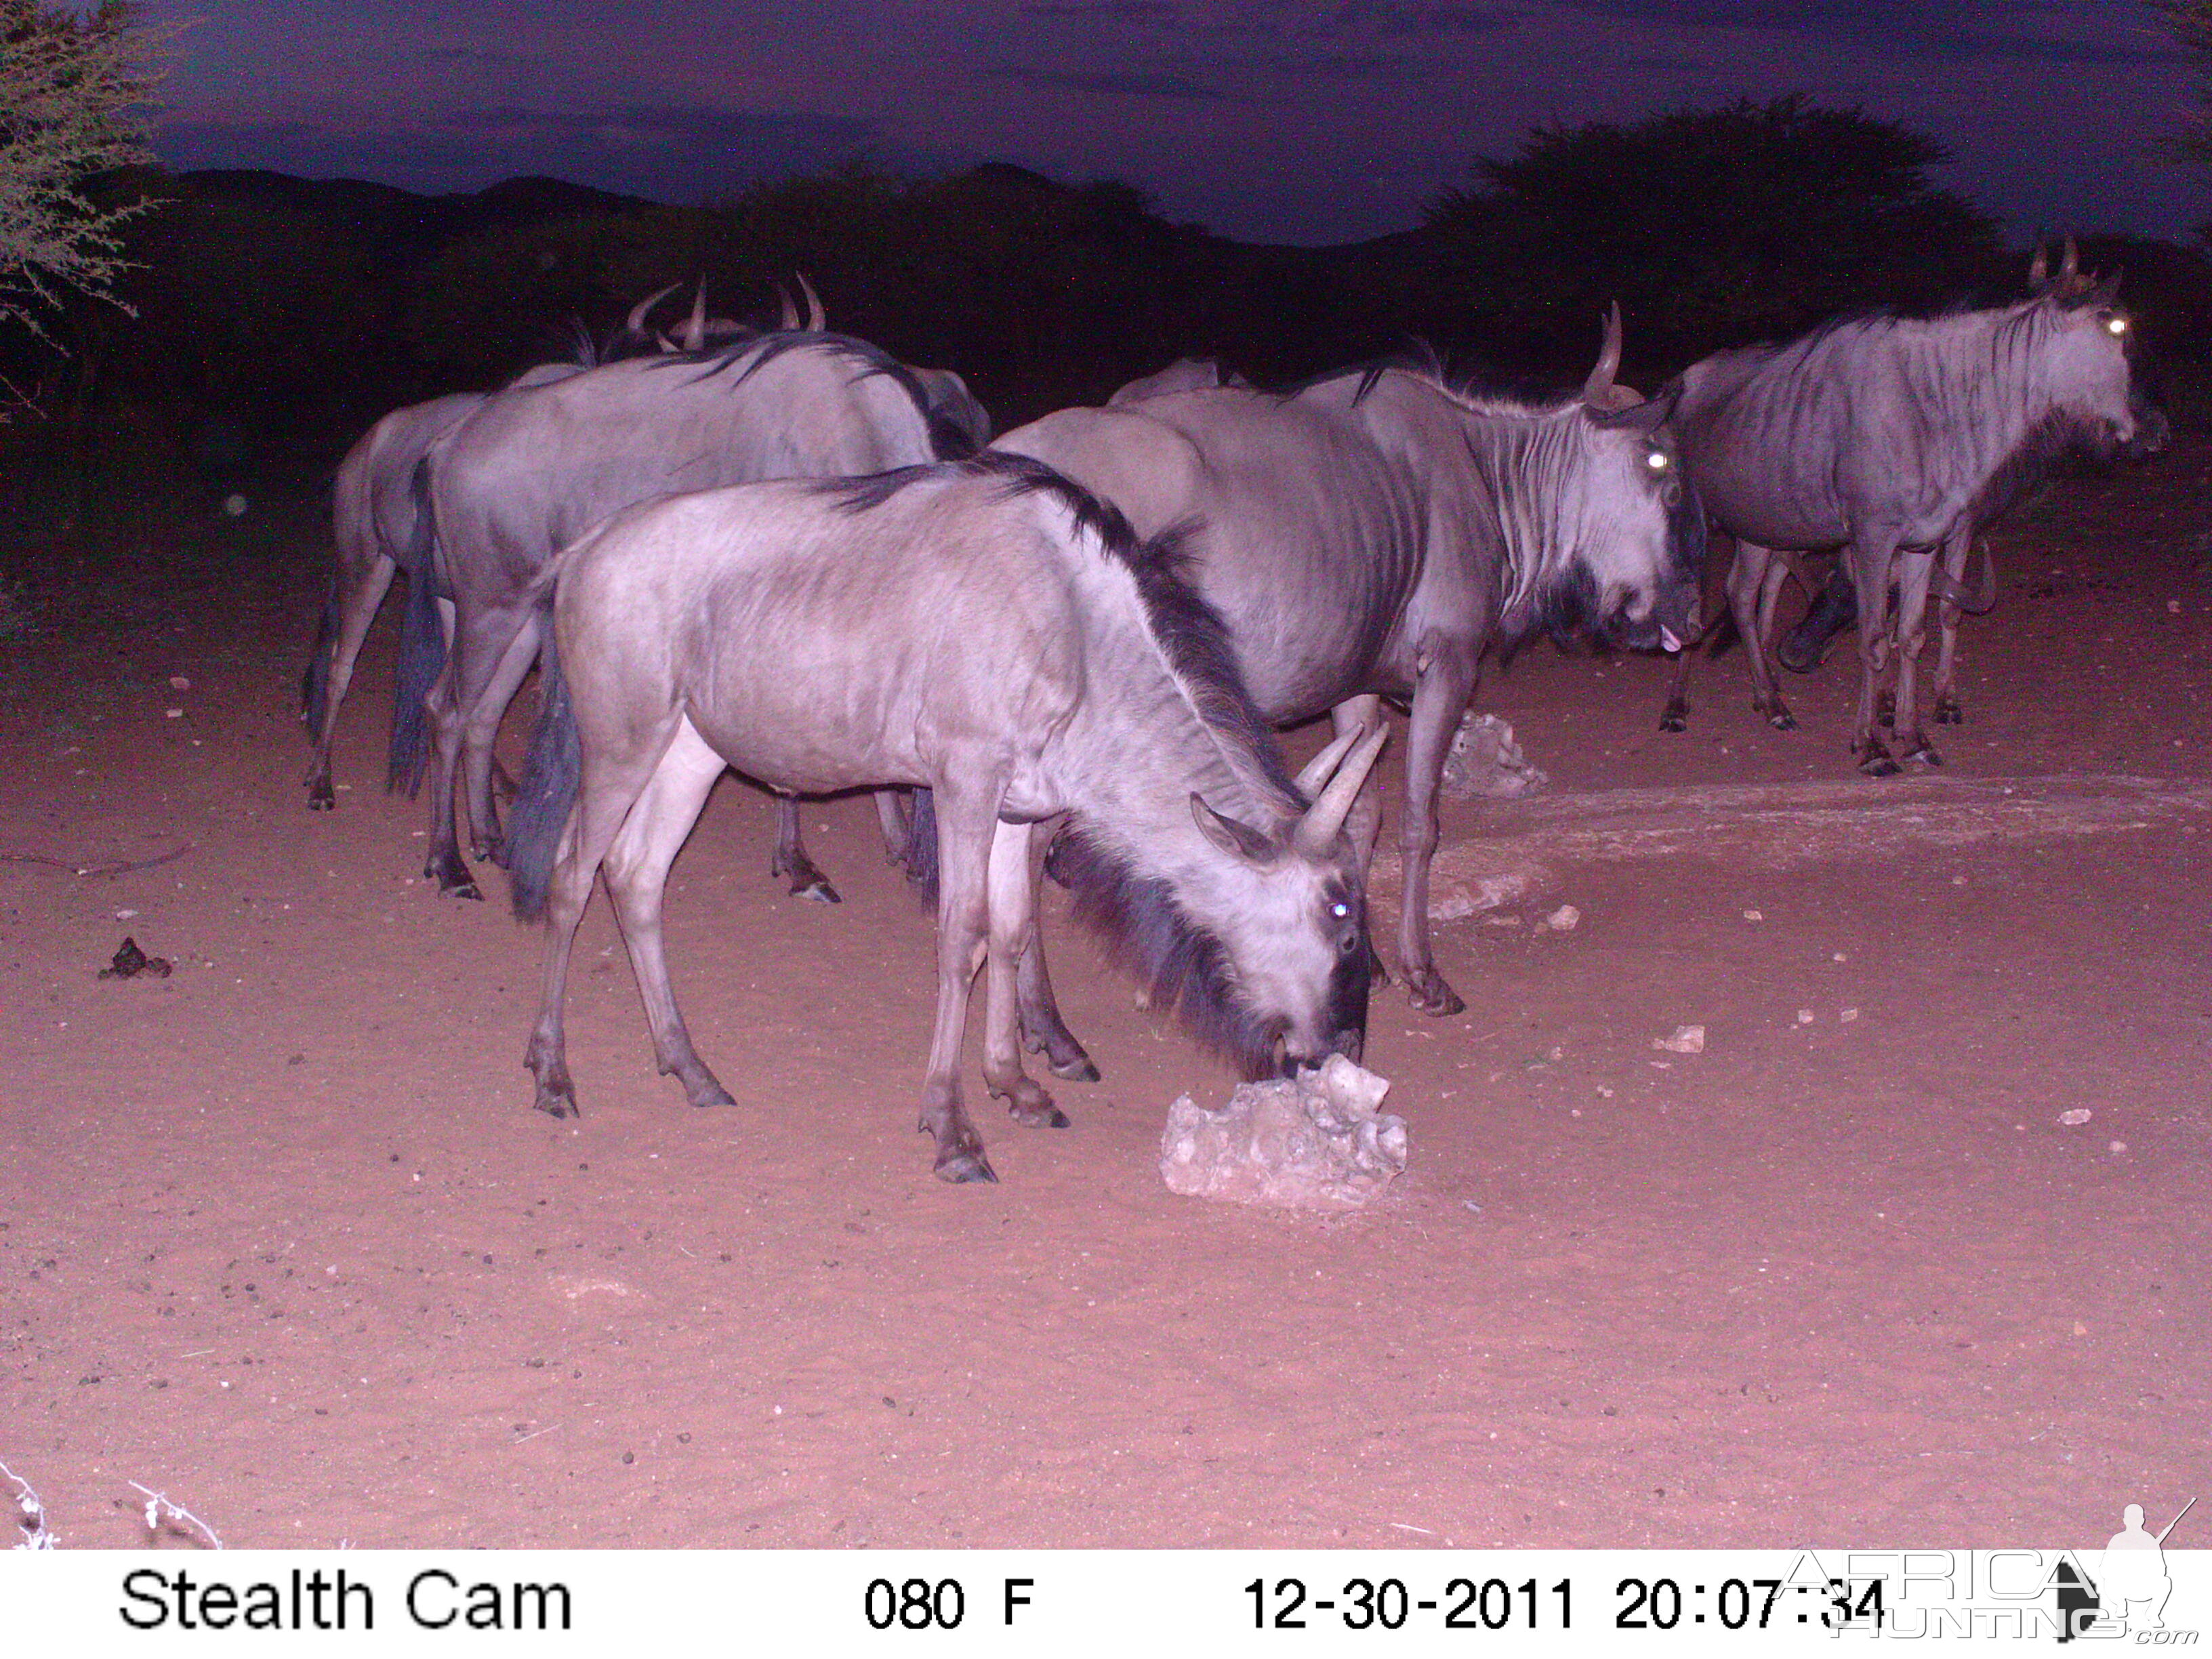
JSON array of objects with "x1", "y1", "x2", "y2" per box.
[
  {"x1": 901, "y1": 787, "x2": 939, "y2": 900},
  {"x1": 506, "y1": 607, "x2": 577, "y2": 926},
  {"x1": 386, "y1": 457, "x2": 446, "y2": 795},
  {"x1": 300, "y1": 573, "x2": 338, "y2": 738}
]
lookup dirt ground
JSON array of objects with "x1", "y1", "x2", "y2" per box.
[{"x1": 1, "y1": 441, "x2": 2207, "y2": 1551}]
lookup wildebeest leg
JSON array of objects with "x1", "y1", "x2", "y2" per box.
[
  {"x1": 981, "y1": 821, "x2": 1070, "y2": 1130},
  {"x1": 1727, "y1": 542, "x2": 1795, "y2": 730},
  {"x1": 1397, "y1": 638, "x2": 1475, "y2": 1017},
  {"x1": 1015, "y1": 929, "x2": 1099, "y2": 1082},
  {"x1": 1847, "y1": 534, "x2": 1903, "y2": 776},
  {"x1": 1330, "y1": 695, "x2": 1391, "y2": 987},
  {"x1": 919, "y1": 783, "x2": 1000, "y2": 1183},
  {"x1": 422, "y1": 605, "x2": 478, "y2": 898},
  {"x1": 1888, "y1": 550, "x2": 1940, "y2": 765},
  {"x1": 1932, "y1": 531, "x2": 1972, "y2": 725},
  {"x1": 461, "y1": 615, "x2": 543, "y2": 866},
  {"x1": 1659, "y1": 624, "x2": 1696, "y2": 732},
  {"x1": 874, "y1": 789, "x2": 912, "y2": 863},
  {"x1": 601, "y1": 720, "x2": 737, "y2": 1107},
  {"x1": 769, "y1": 796, "x2": 840, "y2": 903},
  {"x1": 523, "y1": 723, "x2": 679, "y2": 1119},
  {"x1": 304, "y1": 554, "x2": 396, "y2": 810}
]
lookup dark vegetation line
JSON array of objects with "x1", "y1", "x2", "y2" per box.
[{"x1": 4, "y1": 96, "x2": 2209, "y2": 480}]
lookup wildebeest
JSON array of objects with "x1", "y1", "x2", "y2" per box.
[
  {"x1": 1657, "y1": 245, "x2": 2167, "y2": 772},
  {"x1": 996, "y1": 310, "x2": 1702, "y2": 1015},
  {"x1": 403, "y1": 327, "x2": 979, "y2": 901},
  {"x1": 302, "y1": 362, "x2": 588, "y2": 813},
  {"x1": 504, "y1": 453, "x2": 1384, "y2": 1184}
]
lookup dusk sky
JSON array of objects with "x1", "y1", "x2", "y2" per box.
[{"x1": 150, "y1": 1, "x2": 2202, "y2": 247}]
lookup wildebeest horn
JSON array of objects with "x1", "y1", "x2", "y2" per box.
[
  {"x1": 626, "y1": 281, "x2": 680, "y2": 338},
  {"x1": 1293, "y1": 722, "x2": 1387, "y2": 857},
  {"x1": 1294, "y1": 725, "x2": 1365, "y2": 799},
  {"x1": 655, "y1": 330, "x2": 678, "y2": 352},
  {"x1": 2028, "y1": 245, "x2": 2049, "y2": 287},
  {"x1": 2062, "y1": 237, "x2": 2079, "y2": 278},
  {"x1": 678, "y1": 281, "x2": 708, "y2": 352},
  {"x1": 796, "y1": 270, "x2": 825, "y2": 331},
  {"x1": 1582, "y1": 302, "x2": 1624, "y2": 409},
  {"x1": 777, "y1": 283, "x2": 799, "y2": 330}
]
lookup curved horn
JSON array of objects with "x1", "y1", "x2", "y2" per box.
[
  {"x1": 678, "y1": 281, "x2": 708, "y2": 351},
  {"x1": 1294, "y1": 725, "x2": 1366, "y2": 800},
  {"x1": 626, "y1": 281, "x2": 680, "y2": 338},
  {"x1": 777, "y1": 283, "x2": 799, "y2": 331},
  {"x1": 796, "y1": 270, "x2": 825, "y2": 332},
  {"x1": 2028, "y1": 244, "x2": 2049, "y2": 288},
  {"x1": 1582, "y1": 301, "x2": 1623, "y2": 408},
  {"x1": 2062, "y1": 236, "x2": 2079, "y2": 278},
  {"x1": 1293, "y1": 722, "x2": 1387, "y2": 858},
  {"x1": 655, "y1": 331, "x2": 679, "y2": 353}
]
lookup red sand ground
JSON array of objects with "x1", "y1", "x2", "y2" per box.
[{"x1": 1, "y1": 443, "x2": 2206, "y2": 1549}]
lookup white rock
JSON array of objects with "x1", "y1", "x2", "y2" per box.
[
  {"x1": 1441, "y1": 712, "x2": 1547, "y2": 800},
  {"x1": 1795, "y1": 1008, "x2": 1816, "y2": 1025},
  {"x1": 1539, "y1": 903, "x2": 1580, "y2": 933},
  {"x1": 2059, "y1": 1109, "x2": 2093, "y2": 1126},
  {"x1": 1160, "y1": 1054, "x2": 1408, "y2": 1212},
  {"x1": 1652, "y1": 1024, "x2": 1706, "y2": 1054}
]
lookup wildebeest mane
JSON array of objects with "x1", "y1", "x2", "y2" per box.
[
  {"x1": 1049, "y1": 826, "x2": 1283, "y2": 1082},
  {"x1": 653, "y1": 329, "x2": 979, "y2": 459},
  {"x1": 1270, "y1": 341, "x2": 1448, "y2": 408}
]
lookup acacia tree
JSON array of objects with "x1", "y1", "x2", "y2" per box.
[{"x1": 1, "y1": 0, "x2": 168, "y2": 350}]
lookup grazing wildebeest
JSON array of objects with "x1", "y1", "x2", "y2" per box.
[
  {"x1": 404, "y1": 327, "x2": 979, "y2": 901},
  {"x1": 1657, "y1": 246, "x2": 2167, "y2": 771},
  {"x1": 1108, "y1": 357, "x2": 1248, "y2": 405},
  {"x1": 996, "y1": 310, "x2": 1702, "y2": 1015},
  {"x1": 504, "y1": 453, "x2": 1383, "y2": 1183}
]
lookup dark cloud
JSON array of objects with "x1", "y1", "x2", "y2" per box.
[
  {"x1": 985, "y1": 66, "x2": 1227, "y2": 98},
  {"x1": 1546, "y1": 0, "x2": 2179, "y2": 65}
]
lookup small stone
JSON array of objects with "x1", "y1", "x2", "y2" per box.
[
  {"x1": 1742, "y1": 909, "x2": 1763, "y2": 922},
  {"x1": 1540, "y1": 903, "x2": 1580, "y2": 933},
  {"x1": 1652, "y1": 1023, "x2": 1705, "y2": 1054},
  {"x1": 2108, "y1": 1141, "x2": 2128, "y2": 1154},
  {"x1": 2169, "y1": 599, "x2": 2184, "y2": 614},
  {"x1": 1441, "y1": 712, "x2": 1547, "y2": 800},
  {"x1": 1839, "y1": 1007, "x2": 1860, "y2": 1023},
  {"x1": 168, "y1": 675, "x2": 190, "y2": 691},
  {"x1": 1795, "y1": 1008, "x2": 1816, "y2": 1026},
  {"x1": 222, "y1": 494, "x2": 248, "y2": 518},
  {"x1": 165, "y1": 708, "x2": 183, "y2": 718},
  {"x1": 2059, "y1": 1109, "x2": 2093, "y2": 1126}
]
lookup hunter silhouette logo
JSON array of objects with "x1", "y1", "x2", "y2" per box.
[{"x1": 2058, "y1": 1496, "x2": 2196, "y2": 1641}]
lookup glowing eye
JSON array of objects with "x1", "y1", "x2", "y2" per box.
[
  {"x1": 1646, "y1": 450, "x2": 1670, "y2": 470},
  {"x1": 1330, "y1": 903, "x2": 1349, "y2": 918},
  {"x1": 2106, "y1": 316, "x2": 2128, "y2": 336}
]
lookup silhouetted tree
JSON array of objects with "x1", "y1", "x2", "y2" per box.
[{"x1": 2154, "y1": 1, "x2": 2212, "y2": 165}]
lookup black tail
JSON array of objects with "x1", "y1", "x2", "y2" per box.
[
  {"x1": 901, "y1": 786, "x2": 939, "y2": 900},
  {"x1": 386, "y1": 458, "x2": 447, "y2": 794},
  {"x1": 300, "y1": 573, "x2": 339, "y2": 738},
  {"x1": 506, "y1": 615, "x2": 578, "y2": 925}
]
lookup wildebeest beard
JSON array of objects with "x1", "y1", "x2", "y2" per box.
[{"x1": 1051, "y1": 823, "x2": 1288, "y2": 1080}]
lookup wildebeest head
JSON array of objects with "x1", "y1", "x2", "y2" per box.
[
  {"x1": 2026, "y1": 243, "x2": 2166, "y2": 463},
  {"x1": 1519, "y1": 306, "x2": 1704, "y2": 653}
]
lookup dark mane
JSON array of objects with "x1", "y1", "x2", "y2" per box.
[
  {"x1": 652, "y1": 329, "x2": 977, "y2": 459},
  {"x1": 1269, "y1": 340, "x2": 1448, "y2": 407},
  {"x1": 1970, "y1": 405, "x2": 2110, "y2": 525},
  {"x1": 1048, "y1": 829, "x2": 1282, "y2": 1081}
]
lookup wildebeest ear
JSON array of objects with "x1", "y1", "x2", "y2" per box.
[
  {"x1": 1589, "y1": 379, "x2": 1682, "y2": 433},
  {"x1": 1190, "y1": 794, "x2": 1277, "y2": 864},
  {"x1": 2062, "y1": 268, "x2": 2124, "y2": 312}
]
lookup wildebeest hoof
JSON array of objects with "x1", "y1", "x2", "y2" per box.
[
  {"x1": 1047, "y1": 1054, "x2": 1101, "y2": 1083},
  {"x1": 1933, "y1": 696, "x2": 1964, "y2": 725},
  {"x1": 532, "y1": 1084, "x2": 579, "y2": 1119},
  {"x1": 1007, "y1": 1099, "x2": 1071, "y2": 1128},
  {"x1": 307, "y1": 781, "x2": 335, "y2": 811},
  {"x1": 1904, "y1": 741, "x2": 1943, "y2": 767},
  {"x1": 1405, "y1": 970, "x2": 1465, "y2": 1017},
  {"x1": 1765, "y1": 707, "x2": 1797, "y2": 732},
  {"x1": 933, "y1": 1147, "x2": 999, "y2": 1184},
  {"x1": 1857, "y1": 745, "x2": 1902, "y2": 779},
  {"x1": 443, "y1": 876, "x2": 485, "y2": 901},
  {"x1": 792, "y1": 876, "x2": 841, "y2": 904},
  {"x1": 1877, "y1": 692, "x2": 1896, "y2": 729},
  {"x1": 1658, "y1": 703, "x2": 1689, "y2": 733}
]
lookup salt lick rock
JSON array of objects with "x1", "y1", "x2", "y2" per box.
[{"x1": 1160, "y1": 1054, "x2": 1409, "y2": 1212}]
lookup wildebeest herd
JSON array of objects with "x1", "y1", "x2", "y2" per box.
[{"x1": 300, "y1": 250, "x2": 2163, "y2": 1183}]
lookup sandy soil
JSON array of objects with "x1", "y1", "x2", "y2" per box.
[{"x1": 1, "y1": 443, "x2": 2207, "y2": 1549}]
